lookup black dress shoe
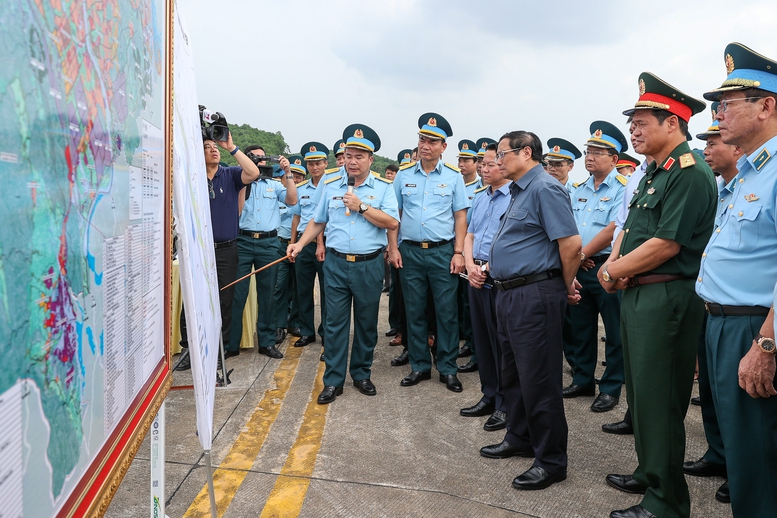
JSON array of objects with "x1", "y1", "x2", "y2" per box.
[
  {"x1": 400, "y1": 371, "x2": 431, "y2": 386},
  {"x1": 460, "y1": 399, "x2": 495, "y2": 417},
  {"x1": 562, "y1": 383, "x2": 595, "y2": 398},
  {"x1": 391, "y1": 350, "x2": 409, "y2": 366},
  {"x1": 385, "y1": 327, "x2": 398, "y2": 337},
  {"x1": 715, "y1": 481, "x2": 730, "y2": 503},
  {"x1": 682, "y1": 458, "x2": 726, "y2": 477},
  {"x1": 605, "y1": 474, "x2": 647, "y2": 494},
  {"x1": 457, "y1": 360, "x2": 478, "y2": 373},
  {"x1": 458, "y1": 344, "x2": 474, "y2": 357},
  {"x1": 691, "y1": 396, "x2": 701, "y2": 406},
  {"x1": 317, "y1": 386, "x2": 343, "y2": 404},
  {"x1": 294, "y1": 335, "x2": 315, "y2": 347},
  {"x1": 224, "y1": 349, "x2": 240, "y2": 359},
  {"x1": 353, "y1": 379, "x2": 377, "y2": 396},
  {"x1": 484, "y1": 410, "x2": 507, "y2": 431},
  {"x1": 287, "y1": 327, "x2": 301, "y2": 337},
  {"x1": 512, "y1": 465, "x2": 566, "y2": 490},
  {"x1": 609, "y1": 505, "x2": 657, "y2": 518},
  {"x1": 439, "y1": 373, "x2": 463, "y2": 392},
  {"x1": 319, "y1": 352, "x2": 324, "y2": 362},
  {"x1": 480, "y1": 440, "x2": 534, "y2": 459},
  {"x1": 602, "y1": 420, "x2": 634, "y2": 435},
  {"x1": 258, "y1": 345, "x2": 283, "y2": 359},
  {"x1": 591, "y1": 393, "x2": 619, "y2": 412},
  {"x1": 174, "y1": 350, "x2": 191, "y2": 371},
  {"x1": 275, "y1": 328, "x2": 287, "y2": 344}
]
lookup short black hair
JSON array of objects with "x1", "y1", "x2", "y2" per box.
[
  {"x1": 499, "y1": 131, "x2": 543, "y2": 162},
  {"x1": 651, "y1": 110, "x2": 689, "y2": 136},
  {"x1": 486, "y1": 143, "x2": 498, "y2": 152},
  {"x1": 412, "y1": 147, "x2": 418, "y2": 154},
  {"x1": 385, "y1": 164, "x2": 399, "y2": 173},
  {"x1": 244, "y1": 145, "x2": 265, "y2": 155}
]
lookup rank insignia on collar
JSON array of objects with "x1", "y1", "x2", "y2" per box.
[
  {"x1": 601, "y1": 197, "x2": 611, "y2": 202},
  {"x1": 647, "y1": 187, "x2": 656, "y2": 195},
  {"x1": 437, "y1": 184, "x2": 448, "y2": 188},
  {"x1": 662, "y1": 157, "x2": 676, "y2": 170},
  {"x1": 745, "y1": 193, "x2": 759, "y2": 202},
  {"x1": 753, "y1": 148, "x2": 771, "y2": 171}
]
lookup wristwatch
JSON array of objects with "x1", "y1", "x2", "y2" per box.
[
  {"x1": 601, "y1": 264, "x2": 612, "y2": 282},
  {"x1": 756, "y1": 334, "x2": 777, "y2": 354},
  {"x1": 358, "y1": 202, "x2": 370, "y2": 214}
]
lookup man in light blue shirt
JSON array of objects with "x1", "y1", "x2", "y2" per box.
[
  {"x1": 229, "y1": 146, "x2": 296, "y2": 360},
  {"x1": 697, "y1": 42, "x2": 777, "y2": 517},
  {"x1": 563, "y1": 122, "x2": 627, "y2": 414},
  {"x1": 460, "y1": 143, "x2": 511, "y2": 432},
  {"x1": 387, "y1": 113, "x2": 471, "y2": 393},
  {"x1": 288, "y1": 125, "x2": 399, "y2": 404}
]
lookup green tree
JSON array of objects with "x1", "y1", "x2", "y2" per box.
[{"x1": 215, "y1": 122, "x2": 290, "y2": 166}]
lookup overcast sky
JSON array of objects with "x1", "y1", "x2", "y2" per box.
[{"x1": 178, "y1": 0, "x2": 777, "y2": 182}]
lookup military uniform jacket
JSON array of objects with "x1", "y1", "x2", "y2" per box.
[
  {"x1": 572, "y1": 169, "x2": 626, "y2": 254},
  {"x1": 619, "y1": 142, "x2": 716, "y2": 278}
]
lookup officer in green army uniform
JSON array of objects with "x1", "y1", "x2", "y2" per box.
[
  {"x1": 599, "y1": 72, "x2": 716, "y2": 518},
  {"x1": 287, "y1": 124, "x2": 399, "y2": 404}
]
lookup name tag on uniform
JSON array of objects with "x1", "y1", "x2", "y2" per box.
[
  {"x1": 601, "y1": 197, "x2": 610, "y2": 202},
  {"x1": 577, "y1": 198, "x2": 587, "y2": 202},
  {"x1": 405, "y1": 183, "x2": 416, "y2": 187},
  {"x1": 333, "y1": 196, "x2": 343, "y2": 200},
  {"x1": 301, "y1": 195, "x2": 310, "y2": 199}
]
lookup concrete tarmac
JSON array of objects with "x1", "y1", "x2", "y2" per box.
[{"x1": 106, "y1": 288, "x2": 732, "y2": 518}]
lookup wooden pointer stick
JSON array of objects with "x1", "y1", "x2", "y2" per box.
[{"x1": 220, "y1": 254, "x2": 291, "y2": 290}]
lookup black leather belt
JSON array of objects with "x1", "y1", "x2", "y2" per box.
[
  {"x1": 704, "y1": 302, "x2": 770, "y2": 317},
  {"x1": 493, "y1": 269, "x2": 561, "y2": 291},
  {"x1": 404, "y1": 239, "x2": 452, "y2": 249},
  {"x1": 473, "y1": 259, "x2": 488, "y2": 266},
  {"x1": 214, "y1": 239, "x2": 236, "y2": 250},
  {"x1": 590, "y1": 255, "x2": 608, "y2": 264},
  {"x1": 328, "y1": 247, "x2": 384, "y2": 263},
  {"x1": 240, "y1": 229, "x2": 278, "y2": 239},
  {"x1": 279, "y1": 237, "x2": 290, "y2": 245}
]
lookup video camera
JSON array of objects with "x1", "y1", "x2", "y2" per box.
[
  {"x1": 246, "y1": 152, "x2": 283, "y2": 180},
  {"x1": 199, "y1": 105, "x2": 229, "y2": 142}
]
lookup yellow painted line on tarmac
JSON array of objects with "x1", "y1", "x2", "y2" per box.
[
  {"x1": 183, "y1": 344, "x2": 304, "y2": 518},
  {"x1": 259, "y1": 359, "x2": 328, "y2": 518}
]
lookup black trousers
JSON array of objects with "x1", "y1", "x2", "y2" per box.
[
  {"x1": 496, "y1": 276, "x2": 568, "y2": 474},
  {"x1": 469, "y1": 283, "x2": 505, "y2": 411},
  {"x1": 179, "y1": 241, "x2": 239, "y2": 350}
]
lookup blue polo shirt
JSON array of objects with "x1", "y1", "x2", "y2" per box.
[
  {"x1": 239, "y1": 178, "x2": 287, "y2": 232},
  {"x1": 314, "y1": 173, "x2": 399, "y2": 254},
  {"x1": 468, "y1": 182, "x2": 512, "y2": 262},
  {"x1": 696, "y1": 134, "x2": 777, "y2": 307},
  {"x1": 210, "y1": 165, "x2": 247, "y2": 243},
  {"x1": 394, "y1": 160, "x2": 471, "y2": 242},
  {"x1": 290, "y1": 179, "x2": 322, "y2": 234},
  {"x1": 572, "y1": 169, "x2": 625, "y2": 255},
  {"x1": 489, "y1": 164, "x2": 579, "y2": 280}
]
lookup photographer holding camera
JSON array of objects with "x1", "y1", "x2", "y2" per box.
[{"x1": 228, "y1": 146, "x2": 297, "y2": 359}]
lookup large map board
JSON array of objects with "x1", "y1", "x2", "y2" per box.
[{"x1": 0, "y1": 1, "x2": 172, "y2": 516}]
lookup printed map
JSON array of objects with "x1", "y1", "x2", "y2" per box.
[{"x1": 0, "y1": 1, "x2": 167, "y2": 515}]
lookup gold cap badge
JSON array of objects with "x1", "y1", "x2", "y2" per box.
[
  {"x1": 354, "y1": 129, "x2": 364, "y2": 138},
  {"x1": 294, "y1": 158, "x2": 301, "y2": 165},
  {"x1": 594, "y1": 129, "x2": 603, "y2": 139},
  {"x1": 462, "y1": 143, "x2": 469, "y2": 150},
  {"x1": 725, "y1": 54, "x2": 735, "y2": 74},
  {"x1": 553, "y1": 145, "x2": 560, "y2": 153},
  {"x1": 428, "y1": 117, "x2": 437, "y2": 127},
  {"x1": 639, "y1": 78, "x2": 646, "y2": 96},
  {"x1": 309, "y1": 145, "x2": 316, "y2": 152}
]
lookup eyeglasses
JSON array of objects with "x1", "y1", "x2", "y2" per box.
[
  {"x1": 718, "y1": 97, "x2": 764, "y2": 112},
  {"x1": 545, "y1": 161, "x2": 570, "y2": 169},
  {"x1": 583, "y1": 149, "x2": 611, "y2": 157},
  {"x1": 208, "y1": 179, "x2": 215, "y2": 199},
  {"x1": 495, "y1": 148, "x2": 525, "y2": 161}
]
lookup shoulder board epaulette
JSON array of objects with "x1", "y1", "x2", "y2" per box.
[
  {"x1": 474, "y1": 185, "x2": 489, "y2": 194},
  {"x1": 374, "y1": 175, "x2": 392, "y2": 184},
  {"x1": 679, "y1": 152, "x2": 697, "y2": 169},
  {"x1": 296, "y1": 179, "x2": 310, "y2": 187},
  {"x1": 615, "y1": 174, "x2": 628, "y2": 185},
  {"x1": 325, "y1": 167, "x2": 340, "y2": 174},
  {"x1": 572, "y1": 182, "x2": 581, "y2": 188},
  {"x1": 444, "y1": 162, "x2": 461, "y2": 172},
  {"x1": 371, "y1": 171, "x2": 381, "y2": 178},
  {"x1": 466, "y1": 178, "x2": 480, "y2": 187},
  {"x1": 324, "y1": 175, "x2": 341, "y2": 185},
  {"x1": 399, "y1": 161, "x2": 416, "y2": 170}
]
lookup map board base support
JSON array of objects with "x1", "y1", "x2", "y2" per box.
[
  {"x1": 204, "y1": 450, "x2": 218, "y2": 518},
  {"x1": 150, "y1": 402, "x2": 167, "y2": 518}
]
